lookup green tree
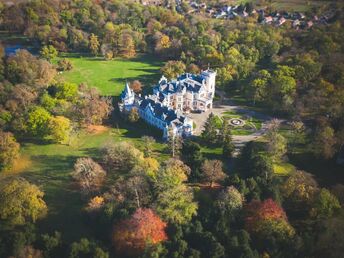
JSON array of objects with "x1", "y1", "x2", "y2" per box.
[
  {"x1": 310, "y1": 188, "x2": 341, "y2": 219},
  {"x1": 141, "y1": 136, "x2": 156, "y2": 158},
  {"x1": 266, "y1": 131, "x2": 287, "y2": 161},
  {"x1": 154, "y1": 159, "x2": 197, "y2": 224},
  {"x1": 201, "y1": 113, "x2": 218, "y2": 145},
  {"x1": 160, "y1": 61, "x2": 186, "y2": 80},
  {"x1": 181, "y1": 141, "x2": 203, "y2": 180},
  {"x1": 48, "y1": 116, "x2": 71, "y2": 144},
  {"x1": 0, "y1": 130, "x2": 20, "y2": 171},
  {"x1": 40, "y1": 45, "x2": 58, "y2": 61},
  {"x1": 0, "y1": 178, "x2": 48, "y2": 225},
  {"x1": 27, "y1": 106, "x2": 52, "y2": 137},
  {"x1": 216, "y1": 186, "x2": 244, "y2": 216}
]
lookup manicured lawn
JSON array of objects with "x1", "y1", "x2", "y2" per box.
[
  {"x1": 221, "y1": 110, "x2": 263, "y2": 136},
  {"x1": 57, "y1": 54, "x2": 163, "y2": 96}
]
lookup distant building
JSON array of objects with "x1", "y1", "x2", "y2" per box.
[{"x1": 119, "y1": 70, "x2": 217, "y2": 139}]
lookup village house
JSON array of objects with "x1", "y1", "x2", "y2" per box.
[{"x1": 119, "y1": 70, "x2": 217, "y2": 139}]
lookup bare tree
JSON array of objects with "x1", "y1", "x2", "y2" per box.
[
  {"x1": 72, "y1": 157, "x2": 106, "y2": 194},
  {"x1": 201, "y1": 159, "x2": 226, "y2": 187}
]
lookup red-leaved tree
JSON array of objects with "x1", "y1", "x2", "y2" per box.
[
  {"x1": 112, "y1": 208, "x2": 167, "y2": 256},
  {"x1": 244, "y1": 199, "x2": 294, "y2": 235}
]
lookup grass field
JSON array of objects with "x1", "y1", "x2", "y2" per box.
[{"x1": 57, "y1": 54, "x2": 163, "y2": 96}]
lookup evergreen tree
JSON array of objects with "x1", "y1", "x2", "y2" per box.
[
  {"x1": 221, "y1": 118, "x2": 235, "y2": 158},
  {"x1": 201, "y1": 113, "x2": 218, "y2": 145}
]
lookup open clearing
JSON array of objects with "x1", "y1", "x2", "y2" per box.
[{"x1": 57, "y1": 54, "x2": 163, "y2": 96}]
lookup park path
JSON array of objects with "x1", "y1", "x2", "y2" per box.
[{"x1": 187, "y1": 91, "x2": 282, "y2": 155}]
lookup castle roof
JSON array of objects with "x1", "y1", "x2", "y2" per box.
[{"x1": 138, "y1": 98, "x2": 186, "y2": 126}]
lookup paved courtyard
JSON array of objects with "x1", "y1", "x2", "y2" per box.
[{"x1": 187, "y1": 98, "x2": 275, "y2": 154}]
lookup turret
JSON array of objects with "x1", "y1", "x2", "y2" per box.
[{"x1": 201, "y1": 69, "x2": 217, "y2": 97}]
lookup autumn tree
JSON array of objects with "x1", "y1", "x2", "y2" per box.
[
  {"x1": 6, "y1": 50, "x2": 56, "y2": 87},
  {"x1": 266, "y1": 131, "x2": 287, "y2": 161},
  {"x1": 57, "y1": 58, "x2": 73, "y2": 71},
  {"x1": 0, "y1": 130, "x2": 20, "y2": 171},
  {"x1": 0, "y1": 178, "x2": 48, "y2": 225},
  {"x1": 281, "y1": 170, "x2": 319, "y2": 213},
  {"x1": 102, "y1": 141, "x2": 144, "y2": 171},
  {"x1": 244, "y1": 199, "x2": 295, "y2": 240},
  {"x1": 89, "y1": 33, "x2": 100, "y2": 56},
  {"x1": 113, "y1": 208, "x2": 167, "y2": 256},
  {"x1": 130, "y1": 80, "x2": 143, "y2": 93},
  {"x1": 201, "y1": 159, "x2": 226, "y2": 187},
  {"x1": 160, "y1": 60, "x2": 186, "y2": 80},
  {"x1": 48, "y1": 116, "x2": 71, "y2": 144},
  {"x1": 75, "y1": 85, "x2": 113, "y2": 125},
  {"x1": 71, "y1": 157, "x2": 106, "y2": 194},
  {"x1": 312, "y1": 125, "x2": 337, "y2": 159},
  {"x1": 128, "y1": 107, "x2": 140, "y2": 123},
  {"x1": 40, "y1": 45, "x2": 58, "y2": 61}
]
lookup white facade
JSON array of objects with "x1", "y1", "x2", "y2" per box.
[{"x1": 119, "y1": 70, "x2": 216, "y2": 139}]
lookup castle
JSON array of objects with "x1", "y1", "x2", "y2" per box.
[{"x1": 119, "y1": 69, "x2": 216, "y2": 139}]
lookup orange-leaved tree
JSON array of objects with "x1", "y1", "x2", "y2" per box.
[
  {"x1": 245, "y1": 198, "x2": 294, "y2": 238},
  {"x1": 112, "y1": 208, "x2": 167, "y2": 256}
]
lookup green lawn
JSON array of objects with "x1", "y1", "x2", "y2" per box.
[{"x1": 57, "y1": 54, "x2": 163, "y2": 96}]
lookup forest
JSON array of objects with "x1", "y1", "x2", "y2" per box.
[{"x1": 0, "y1": 0, "x2": 344, "y2": 257}]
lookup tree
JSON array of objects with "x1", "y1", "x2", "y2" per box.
[
  {"x1": 6, "y1": 50, "x2": 56, "y2": 86},
  {"x1": 310, "y1": 188, "x2": 341, "y2": 219},
  {"x1": 112, "y1": 208, "x2": 167, "y2": 256},
  {"x1": 57, "y1": 58, "x2": 73, "y2": 71},
  {"x1": 220, "y1": 118, "x2": 235, "y2": 158},
  {"x1": 40, "y1": 45, "x2": 58, "y2": 61},
  {"x1": 71, "y1": 157, "x2": 106, "y2": 194},
  {"x1": 167, "y1": 128, "x2": 183, "y2": 158},
  {"x1": 201, "y1": 160, "x2": 226, "y2": 187},
  {"x1": 266, "y1": 131, "x2": 287, "y2": 161},
  {"x1": 160, "y1": 61, "x2": 186, "y2": 80},
  {"x1": 27, "y1": 106, "x2": 52, "y2": 137},
  {"x1": 69, "y1": 238, "x2": 108, "y2": 258},
  {"x1": 216, "y1": 186, "x2": 244, "y2": 216},
  {"x1": 89, "y1": 33, "x2": 100, "y2": 55},
  {"x1": 128, "y1": 107, "x2": 140, "y2": 123},
  {"x1": 201, "y1": 113, "x2": 219, "y2": 145},
  {"x1": 141, "y1": 136, "x2": 156, "y2": 157},
  {"x1": 102, "y1": 142, "x2": 144, "y2": 171},
  {"x1": 75, "y1": 85, "x2": 113, "y2": 125},
  {"x1": 281, "y1": 170, "x2": 319, "y2": 212},
  {"x1": 181, "y1": 141, "x2": 203, "y2": 180},
  {"x1": 48, "y1": 116, "x2": 71, "y2": 144},
  {"x1": 244, "y1": 199, "x2": 294, "y2": 240},
  {"x1": 0, "y1": 178, "x2": 47, "y2": 225},
  {"x1": 0, "y1": 130, "x2": 20, "y2": 171},
  {"x1": 313, "y1": 125, "x2": 337, "y2": 159},
  {"x1": 130, "y1": 80, "x2": 143, "y2": 93}
]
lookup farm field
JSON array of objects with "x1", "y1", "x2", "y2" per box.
[{"x1": 57, "y1": 54, "x2": 163, "y2": 96}]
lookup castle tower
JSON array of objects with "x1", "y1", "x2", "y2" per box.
[{"x1": 201, "y1": 69, "x2": 217, "y2": 98}]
